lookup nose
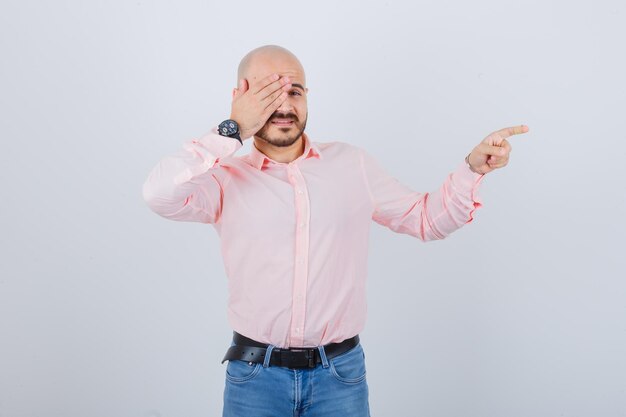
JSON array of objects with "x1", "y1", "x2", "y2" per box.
[{"x1": 276, "y1": 95, "x2": 294, "y2": 113}]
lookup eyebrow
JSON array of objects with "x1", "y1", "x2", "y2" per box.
[{"x1": 290, "y1": 83, "x2": 306, "y2": 92}]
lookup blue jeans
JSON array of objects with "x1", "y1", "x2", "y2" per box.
[{"x1": 222, "y1": 340, "x2": 371, "y2": 417}]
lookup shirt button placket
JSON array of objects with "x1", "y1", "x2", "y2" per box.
[{"x1": 287, "y1": 163, "x2": 310, "y2": 347}]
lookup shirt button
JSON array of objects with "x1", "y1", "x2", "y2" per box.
[
  {"x1": 297, "y1": 189, "x2": 303, "y2": 194},
  {"x1": 295, "y1": 328, "x2": 300, "y2": 334},
  {"x1": 299, "y1": 222, "x2": 305, "y2": 228}
]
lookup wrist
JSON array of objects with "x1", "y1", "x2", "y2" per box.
[
  {"x1": 465, "y1": 152, "x2": 482, "y2": 175},
  {"x1": 228, "y1": 115, "x2": 254, "y2": 141},
  {"x1": 218, "y1": 119, "x2": 243, "y2": 144}
]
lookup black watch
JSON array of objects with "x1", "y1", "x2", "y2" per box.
[{"x1": 218, "y1": 119, "x2": 242, "y2": 144}]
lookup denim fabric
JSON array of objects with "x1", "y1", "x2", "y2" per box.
[{"x1": 222, "y1": 340, "x2": 371, "y2": 417}]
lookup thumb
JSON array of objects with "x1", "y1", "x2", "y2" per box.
[
  {"x1": 478, "y1": 143, "x2": 507, "y2": 157},
  {"x1": 239, "y1": 79, "x2": 249, "y2": 94},
  {"x1": 233, "y1": 79, "x2": 246, "y2": 100}
]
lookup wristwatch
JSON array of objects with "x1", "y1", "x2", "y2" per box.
[{"x1": 218, "y1": 119, "x2": 242, "y2": 144}]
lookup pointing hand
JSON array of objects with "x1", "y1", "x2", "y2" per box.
[{"x1": 467, "y1": 125, "x2": 529, "y2": 174}]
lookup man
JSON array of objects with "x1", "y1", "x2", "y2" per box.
[{"x1": 142, "y1": 44, "x2": 529, "y2": 417}]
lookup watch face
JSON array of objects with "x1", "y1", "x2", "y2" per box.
[{"x1": 219, "y1": 119, "x2": 239, "y2": 137}]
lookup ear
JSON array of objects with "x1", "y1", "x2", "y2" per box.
[
  {"x1": 232, "y1": 88, "x2": 237, "y2": 99},
  {"x1": 305, "y1": 87, "x2": 309, "y2": 94}
]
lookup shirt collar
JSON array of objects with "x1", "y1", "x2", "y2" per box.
[{"x1": 248, "y1": 133, "x2": 322, "y2": 170}]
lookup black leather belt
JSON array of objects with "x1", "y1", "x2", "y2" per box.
[{"x1": 221, "y1": 331, "x2": 360, "y2": 369}]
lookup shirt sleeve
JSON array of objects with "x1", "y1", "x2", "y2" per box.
[
  {"x1": 358, "y1": 147, "x2": 485, "y2": 241},
  {"x1": 142, "y1": 127, "x2": 243, "y2": 223}
]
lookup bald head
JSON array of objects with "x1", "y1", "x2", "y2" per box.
[{"x1": 237, "y1": 45, "x2": 306, "y2": 86}]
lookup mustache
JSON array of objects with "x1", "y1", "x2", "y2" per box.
[{"x1": 269, "y1": 112, "x2": 298, "y2": 122}]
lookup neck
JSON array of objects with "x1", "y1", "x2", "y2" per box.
[{"x1": 253, "y1": 135, "x2": 305, "y2": 164}]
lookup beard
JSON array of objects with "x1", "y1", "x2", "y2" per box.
[{"x1": 254, "y1": 112, "x2": 308, "y2": 147}]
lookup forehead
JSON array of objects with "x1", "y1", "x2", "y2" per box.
[{"x1": 245, "y1": 53, "x2": 306, "y2": 85}]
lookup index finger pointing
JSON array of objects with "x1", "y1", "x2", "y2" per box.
[{"x1": 494, "y1": 125, "x2": 530, "y2": 139}]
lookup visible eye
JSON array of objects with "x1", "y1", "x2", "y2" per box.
[{"x1": 290, "y1": 90, "x2": 302, "y2": 96}]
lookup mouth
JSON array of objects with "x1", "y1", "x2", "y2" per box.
[{"x1": 270, "y1": 118, "x2": 295, "y2": 127}]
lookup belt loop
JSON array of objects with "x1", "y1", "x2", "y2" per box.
[
  {"x1": 263, "y1": 344, "x2": 275, "y2": 368},
  {"x1": 317, "y1": 345, "x2": 330, "y2": 368}
]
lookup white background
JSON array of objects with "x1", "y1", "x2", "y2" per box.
[{"x1": 1, "y1": 0, "x2": 625, "y2": 416}]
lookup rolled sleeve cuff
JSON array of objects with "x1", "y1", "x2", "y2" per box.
[
  {"x1": 173, "y1": 126, "x2": 243, "y2": 184},
  {"x1": 452, "y1": 161, "x2": 485, "y2": 223}
]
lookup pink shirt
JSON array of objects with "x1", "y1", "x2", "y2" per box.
[{"x1": 142, "y1": 127, "x2": 485, "y2": 348}]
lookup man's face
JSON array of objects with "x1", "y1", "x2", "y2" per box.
[{"x1": 244, "y1": 54, "x2": 308, "y2": 147}]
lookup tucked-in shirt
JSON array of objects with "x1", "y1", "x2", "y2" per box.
[{"x1": 142, "y1": 127, "x2": 485, "y2": 348}]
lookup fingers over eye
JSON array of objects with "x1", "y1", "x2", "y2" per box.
[{"x1": 253, "y1": 73, "x2": 281, "y2": 94}]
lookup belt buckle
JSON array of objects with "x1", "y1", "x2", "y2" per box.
[{"x1": 282, "y1": 348, "x2": 317, "y2": 369}]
